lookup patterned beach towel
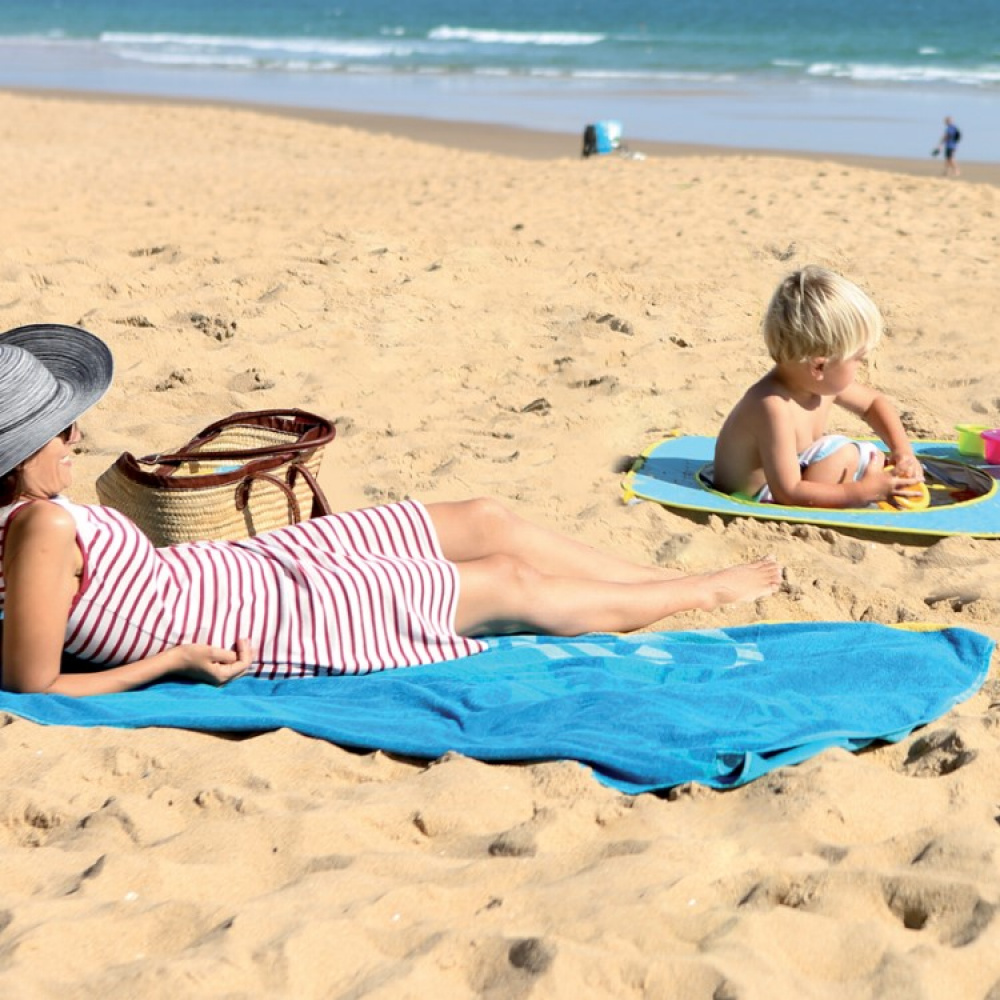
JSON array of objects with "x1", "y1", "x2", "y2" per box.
[{"x1": 0, "y1": 622, "x2": 991, "y2": 793}]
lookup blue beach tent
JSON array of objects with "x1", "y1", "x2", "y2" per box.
[{"x1": 582, "y1": 120, "x2": 623, "y2": 157}]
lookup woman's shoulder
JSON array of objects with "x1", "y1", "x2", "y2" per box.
[
  {"x1": 6, "y1": 496, "x2": 78, "y2": 530},
  {"x1": 2, "y1": 499, "x2": 79, "y2": 561},
  {"x1": 3, "y1": 496, "x2": 102, "y2": 539}
]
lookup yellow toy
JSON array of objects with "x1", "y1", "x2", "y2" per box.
[{"x1": 877, "y1": 467, "x2": 931, "y2": 512}]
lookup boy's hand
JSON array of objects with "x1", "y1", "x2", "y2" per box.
[
  {"x1": 859, "y1": 455, "x2": 922, "y2": 503},
  {"x1": 889, "y1": 450, "x2": 924, "y2": 482},
  {"x1": 886, "y1": 477, "x2": 928, "y2": 509}
]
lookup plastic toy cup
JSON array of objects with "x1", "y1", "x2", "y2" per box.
[
  {"x1": 956, "y1": 423, "x2": 989, "y2": 458},
  {"x1": 981, "y1": 429, "x2": 1000, "y2": 464}
]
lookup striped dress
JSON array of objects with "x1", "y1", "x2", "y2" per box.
[{"x1": 0, "y1": 498, "x2": 485, "y2": 677}]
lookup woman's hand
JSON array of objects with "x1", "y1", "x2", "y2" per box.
[{"x1": 172, "y1": 638, "x2": 254, "y2": 685}]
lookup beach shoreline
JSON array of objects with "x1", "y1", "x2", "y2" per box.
[{"x1": 6, "y1": 83, "x2": 1000, "y2": 186}]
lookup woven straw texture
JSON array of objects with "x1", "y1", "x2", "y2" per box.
[{"x1": 96, "y1": 424, "x2": 327, "y2": 547}]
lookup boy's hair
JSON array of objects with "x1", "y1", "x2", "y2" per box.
[{"x1": 762, "y1": 266, "x2": 884, "y2": 364}]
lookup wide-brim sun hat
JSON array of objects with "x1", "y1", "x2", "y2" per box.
[{"x1": 0, "y1": 323, "x2": 114, "y2": 478}]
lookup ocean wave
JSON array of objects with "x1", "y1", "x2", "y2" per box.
[
  {"x1": 427, "y1": 26, "x2": 604, "y2": 46},
  {"x1": 100, "y1": 31, "x2": 420, "y2": 60},
  {"x1": 807, "y1": 61, "x2": 1000, "y2": 86},
  {"x1": 6, "y1": 31, "x2": 996, "y2": 90},
  {"x1": 114, "y1": 50, "x2": 271, "y2": 69},
  {"x1": 568, "y1": 68, "x2": 737, "y2": 83},
  {"x1": 114, "y1": 49, "x2": 361, "y2": 72},
  {"x1": 465, "y1": 66, "x2": 733, "y2": 82}
]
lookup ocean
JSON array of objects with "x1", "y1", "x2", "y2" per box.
[{"x1": 0, "y1": 0, "x2": 998, "y2": 160}]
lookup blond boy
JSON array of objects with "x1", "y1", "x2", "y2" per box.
[{"x1": 714, "y1": 266, "x2": 923, "y2": 508}]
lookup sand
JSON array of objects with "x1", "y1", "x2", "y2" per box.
[{"x1": 1, "y1": 88, "x2": 999, "y2": 998}]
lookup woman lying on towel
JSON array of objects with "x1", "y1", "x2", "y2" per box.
[{"x1": 0, "y1": 325, "x2": 781, "y2": 696}]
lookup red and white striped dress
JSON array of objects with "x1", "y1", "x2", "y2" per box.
[{"x1": 0, "y1": 498, "x2": 485, "y2": 677}]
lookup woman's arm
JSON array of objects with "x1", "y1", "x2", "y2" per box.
[
  {"x1": 2, "y1": 501, "x2": 80, "y2": 692},
  {"x1": 9, "y1": 640, "x2": 254, "y2": 697},
  {"x1": 2, "y1": 502, "x2": 252, "y2": 696}
]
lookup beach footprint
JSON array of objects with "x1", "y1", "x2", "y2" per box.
[
  {"x1": 229, "y1": 368, "x2": 276, "y2": 393},
  {"x1": 899, "y1": 727, "x2": 977, "y2": 777},
  {"x1": 467, "y1": 935, "x2": 556, "y2": 998}
]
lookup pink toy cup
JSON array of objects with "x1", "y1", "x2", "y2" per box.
[{"x1": 980, "y1": 429, "x2": 1000, "y2": 463}]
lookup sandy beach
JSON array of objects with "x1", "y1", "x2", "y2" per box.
[{"x1": 1, "y1": 87, "x2": 1000, "y2": 997}]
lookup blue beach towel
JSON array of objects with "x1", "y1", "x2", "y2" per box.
[{"x1": 0, "y1": 623, "x2": 991, "y2": 794}]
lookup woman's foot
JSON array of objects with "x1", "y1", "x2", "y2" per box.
[{"x1": 695, "y1": 557, "x2": 782, "y2": 610}]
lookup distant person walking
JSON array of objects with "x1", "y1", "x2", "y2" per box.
[{"x1": 933, "y1": 116, "x2": 961, "y2": 177}]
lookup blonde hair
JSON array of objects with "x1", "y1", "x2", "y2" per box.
[{"x1": 762, "y1": 266, "x2": 884, "y2": 364}]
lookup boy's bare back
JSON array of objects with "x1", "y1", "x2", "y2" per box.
[{"x1": 714, "y1": 371, "x2": 838, "y2": 498}]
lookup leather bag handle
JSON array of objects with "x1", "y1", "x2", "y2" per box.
[
  {"x1": 137, "y1": 409, "x2": 336, "y2": 466},
  {"x1": 234, "y1": 461, "x2": 333, "y2": 523}
]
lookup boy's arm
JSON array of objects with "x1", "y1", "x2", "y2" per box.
[
  {"x1": 756, "y1": 398, "x2": 889, "y2": 508},
  {"x1": 754, "y1": 400, "x2": 913, "y2": 508},
  {"x1": 836, "y1": 383, "x2": 921, "y2": 479}
]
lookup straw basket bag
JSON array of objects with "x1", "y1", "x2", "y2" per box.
[{"x1": 96, "y1": 409, "x2": 336, "y2": 546}]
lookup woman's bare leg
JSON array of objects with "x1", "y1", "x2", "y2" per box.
[
  {"x1": 453, "y1": 553, "x2": 781, "y2": 637},
  {"x1": 426, "y1": 498, "x2": 683, "y2": 583}
]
